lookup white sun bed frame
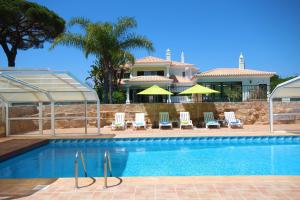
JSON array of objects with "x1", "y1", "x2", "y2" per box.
[
  {"x1": 111, "y1": 112, "x2": 126, "y2": 130},
  {"x1": 133, "y1": 113, "x2": 146, "y2": 130},
  {"x1": 224, "y1": 111, "x2": 243, "y2": 128},
  {"x1": 179, "y1": 112, "x2": 193, "y2": 129}
]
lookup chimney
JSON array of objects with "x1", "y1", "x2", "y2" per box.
[
  {"x1": 166, "y1": 48, "x2": 171, "y2": 61},
  {"x1": 239, "y1": 52, "x2": 245, "y2": 69},
  {"x1": 181, "y1": 51, "x2": 185, "y2": 63}
]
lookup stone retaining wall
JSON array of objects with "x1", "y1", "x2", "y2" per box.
[
  {"x1": 100, "y1": 102, "x2": 268, "y2": 126},
  {"x1": 1, "y1": 101, "x2": 299, "y2": 135},
  {"x1": 100, "y1": 101, "x2": 300, "y2": 126}
]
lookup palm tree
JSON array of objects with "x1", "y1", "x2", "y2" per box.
[{"x1": 51, "y1": 17, "x2": 154, "y2": 103}]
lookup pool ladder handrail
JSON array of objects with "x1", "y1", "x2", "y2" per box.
[
  {"x1": 103, "y1": 150, "x2": 112, "y2": 188},
  {"x1": 74, "y1": 151, "x2": 88, "y2": 188}
]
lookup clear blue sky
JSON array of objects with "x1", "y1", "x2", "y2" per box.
[{"x1": 1, "y1": 0, "x2": 300, "y2": 81}]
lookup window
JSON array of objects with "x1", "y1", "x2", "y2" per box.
[
  {"x1": 137, "y1": 71, "x2": 164, "y2": 76},
  {"x1": 123, "y1": 73, "x2": 130, "y2": 78},
  {"x1": 259, "y1": 84, "x2": 267, "y2": 99},
  {"x1": 157, "y1": 71, "x2": 164, "y2": 76},
  {"x1": 144, "y1": 71, "x2": 152, "y2": 76},
  {"x1": 182, "y1": 72, "x2": 185, "y2": 77},
  {"x1": 137, "y1": 71, "x2": 144, "y2": 76},
  {"x1": 202, "y1": 82, "x2": 242, "y2": 102}
]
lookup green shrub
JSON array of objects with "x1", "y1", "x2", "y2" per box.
[{"x1": 112, "y1": 90, "x2": 126, "y2": 104}]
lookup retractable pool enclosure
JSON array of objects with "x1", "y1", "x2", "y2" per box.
[
  {"x1": 269, "y1": 76, "x2": 300, "y2": 133},
  {"x1": 0, "y1": 69, "x2": 100, "y2": 136}
]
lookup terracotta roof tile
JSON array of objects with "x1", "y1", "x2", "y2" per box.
[
  {"x1": 126, "y1": 56, "x2": 194, "y2": 67},
  {"x1": 170, "y1": 61, "x2": 194, "y2": 67},
  {"x1": 198, "y1": 68, "x2": 276, "y2": 77},
  {"x1": 135, "y1": 56, "x2": 168, "y2": 64},
  {"x1": 170, "y1": 75, "x2": 194, "y2": 84}
]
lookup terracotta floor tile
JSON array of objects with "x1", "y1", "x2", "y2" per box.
[
  {"x1": 197, "y1": 193, "x2": 222, "y2": 200},
  {"x1": 67, "y1": 191, "x2": 95, "y2": 200},
  {"x1": 135, "y1": 190, "x2": 155, "y2": 195},
  {"x1": 237, "y1": 190, "x2": 260, "y2": 196},
  {"x1": 177, "y1": 191, "x2": 199, "y2": 199},
  {"x1": 44, "y1": 193, "x2": 72, "y2": 200},
  {"x1": 194, "y1": 184, "x2": 216, "y2": 193},
  {"x1": 155, "y1": 191, "x2": 178, "y2": 199},
  {"x1": 156, "y1": 185, "x2": 176, "y2": 192},
  {"x1": 136, "y1": 184, "x2": 156, "y2": 190},
  {"x1": 92, "y1": 192, "x2": 114, "y2": 199},
  {"x1": 1, "y1": 177, "x2": 300, "y2": 200},
  {"x1": 214, "y1": 183, "x2": 238, "y2": 191},
  {"x1": 112, "y1": 192, "x2": 135, "y2": 200},
  {"x1": 243, "y1": 197, "x2": 267, "y2": 200},
  {"x1": 175, "y1": 184, "x2": 196, "y2": 191},
  {"x1": 219, "y1": 194, "x2": 245, "y2": 200},
  {"x1": 134, "y1": 193, "x2": 155, "y2": 200}
]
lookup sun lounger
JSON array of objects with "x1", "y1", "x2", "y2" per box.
[
  {"x1": 159, "y1": 112, "x2": 172, "y2": 129},
  {"x1": 203, "y1": 112, "x2": 220, "y2": 128},
  {"x1": 133, "y1": 113, "x2": 146, "y2": 129},
  {"x1": 180, "y1": 112, "x2": 193, "y2": 129},
  {"x1": 224, "y1": 111, "x2": 243, "y2": 128},
  {"x1": 111, "y1": 112, "x2": 126, "y2": 130}
]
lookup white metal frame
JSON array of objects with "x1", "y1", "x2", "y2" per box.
[
  {"x1": 269, "y1": 76, "x2": 300, "y2": 133},
  {"x1": 0, "y1": 69, "x2": 101, "y2": 136}
]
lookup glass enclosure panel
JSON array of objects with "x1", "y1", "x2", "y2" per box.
[
  {"x1": 9, "y1": 103, "x2": 39, "y2": 118},
  {"x1": 272, "y1": 101, "x2": 300, "y2": 132},
  {"x1": 54, "y1": 102, "x2": 85, "y2": 117},
  {"x1": 0, "y1": 70, "x2": 99, "y2": 135},
  {"x1": 9, "y1": 119, "x2": 39, "y2": 135},
  {"x1": 87, "y1": 102, "x2": 97, "y2": 118},
  {"x1": 0, "y1": 103, "x2": 5, "y2": 136}
]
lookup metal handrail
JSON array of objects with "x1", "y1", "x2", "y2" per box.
[
  {"x1": 103, "y1": 150, "x2": 112, "y2": 188},
  {"x1": 74, "y1": 151, "x2": 88, "y2": 188}
]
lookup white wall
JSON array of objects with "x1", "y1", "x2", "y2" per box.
[
  {"x1": 131, "y1": 65, "x2": 194, "y2": 79},
  {"x1": 170, "y1": 67, "x2": 193, "y2": 78}
]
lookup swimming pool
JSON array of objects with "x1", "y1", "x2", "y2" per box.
[{"x1": 1, "y1": 136, "x2": 300, "y2": 178}]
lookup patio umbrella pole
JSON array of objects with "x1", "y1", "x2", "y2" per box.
[
  {"x1": 179, "y1": 84, "x2": 220, "y2": 128},
  {"x1": 137, "y1": 85, "x2": 173, "y2": 129}
]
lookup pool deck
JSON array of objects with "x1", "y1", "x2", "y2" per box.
[
  {"x1": 0, "y1": 176, "x2": 299, "y2": 200},
  {"x1": 0, "y1": 139, "x2": 49, "y2": 162},
  {"x1": 1, "y1": 125, "x2": 300, "y2": 199},
  {"x1": 4, "y1": 124, "x2": 300, "y2": 139}
]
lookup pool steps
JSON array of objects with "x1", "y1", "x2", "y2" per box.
[{"x1": 74, "y1": 151, "x2": 88, "y2": 188}]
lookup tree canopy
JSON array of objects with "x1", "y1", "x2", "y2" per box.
[
  {"x1": 0, "y1": 0, "x2": 65, "y2": 66},
  {"x1": 270, "y1": 74, "x2": 297, "y2": 91},
  {"x1": 52, "y1": 17, "x2": 154, "y2": 103}
]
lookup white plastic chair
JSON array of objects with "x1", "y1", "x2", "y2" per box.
[
  {"x1": 159, "y1": 112, "x2": 172, "y2": 129},
  {"x1": 133, "y1": 113, "x2": 146, "y2": 129},
  {"x1": 203, "y1": 112, "x2": 220, "y2": 128},
  {"x1": 224, "y1": 112, "x2": 243, "y2": 128},
  {"x1": 179, "y1": 112, "x2": 193, "y2": 129},
  {"x1": 111, "y1": 112, "x2": 126, "y2": 130}
]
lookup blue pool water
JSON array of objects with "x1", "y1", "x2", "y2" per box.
[{"x1": 1, "y1": 136, "x2": 300, "y2": 178}]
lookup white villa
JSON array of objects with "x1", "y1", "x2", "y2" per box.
[
  {"x1": 122, "y1": 50, "x2": 275, "y2": 103},
  {"x1": 197, "y1": 53, "x2": 276, "y2": 102},
  {"x1": 122, "y1": 49, "x2": 198, "y2": 103}
]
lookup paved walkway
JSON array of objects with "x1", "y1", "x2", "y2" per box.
[
  {"x1": 4, "y1": 124, "x2": 300, "y2": 139},
  {"x1": 0, "y1": 177, "x2": 299, "y2": 200}
]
